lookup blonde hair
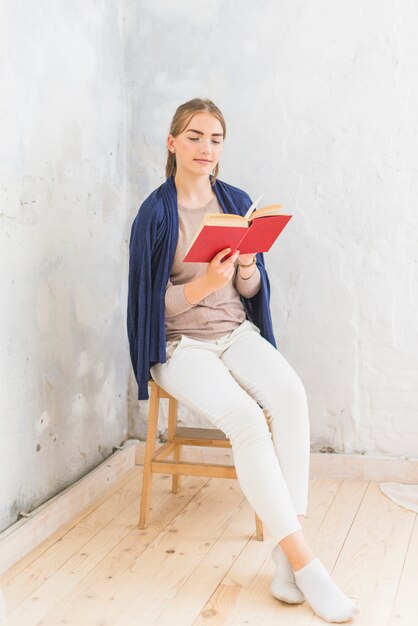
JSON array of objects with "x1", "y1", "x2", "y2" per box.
[{"x1": 165, "y1": 98, "x2": 226, "y2": 186}]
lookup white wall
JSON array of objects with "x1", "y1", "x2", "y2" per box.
[
  {"x1": 0, "y1": 1, "x2": 130, "y2": 532},
  {"x1": 1, "y1": 0, "x2": 416, "y2": 535},
  {"x1": 126, "y1": 1, "x2": 418, "y2": 458}
]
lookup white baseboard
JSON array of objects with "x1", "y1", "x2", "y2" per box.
[
  {"x1": 309, "y1": 451, "x2": 418, "y2": 483},
  {"x1": 0, "y1": 443, "x2": 136, "y2": 576},
  {"x1": 134, "y1": 441, "x2": 418, "y2": 482},
  {"x1": 1, "y1": 441, "x2": 417, "y2": 576}
]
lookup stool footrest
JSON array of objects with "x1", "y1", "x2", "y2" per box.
[{"x1": 151, "y1": 459, "x2": 237, "y2": 479}]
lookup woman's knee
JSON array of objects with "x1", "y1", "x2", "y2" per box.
[
  {"x1": 273, "y1": 374, "x2": 308, "y2": 411},
  {"x1": 219, "y1": 398, "x2": 267, "y2": 438}
]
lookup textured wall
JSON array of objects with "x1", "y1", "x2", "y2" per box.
[
  {"x1": 1, "y1": 0, "x2": 416, "y2": 535},
  {"x1": 126, "y1": 1, "x2": 418, "y2": 458},
  {"x1": 0, "y1": 2, "x2": 129, "y2": 532}
]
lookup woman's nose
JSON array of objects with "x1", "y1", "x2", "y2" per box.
[{"x1": 199, "y1": 139, "x2": 212, "y2": 153}]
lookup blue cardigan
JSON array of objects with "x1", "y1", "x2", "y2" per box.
[{"x1": 127, "y1": 174, "x2": 277, "y2": 400}]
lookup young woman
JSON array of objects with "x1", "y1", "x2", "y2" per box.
[{"x1": 127, "y1": 98, "x2": 359, "y2": 623}]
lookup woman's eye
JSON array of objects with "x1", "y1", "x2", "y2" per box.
[{"x1": 188, "y1": 137, "x2": 221, "y2": 144}]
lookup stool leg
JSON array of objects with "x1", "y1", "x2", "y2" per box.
[
  {"x1": 255, "y1": 513, "x2": 264, "y2": 541},
  {"x1": 172, "y1": 445, "x2": 182, "y2": 493},
  {"x1": 139, "y1": 385, "x2": 160, "y2": 529},
  {"x1": 167, "y1": 397, "x2": 181, "y2": 493}
]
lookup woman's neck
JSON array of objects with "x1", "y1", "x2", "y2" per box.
[{"x1": 174, "y1": 170, "x2": 214, "y2": 208}]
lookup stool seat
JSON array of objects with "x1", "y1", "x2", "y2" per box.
[{"x1": 139, "y1": 379, "x2": 266, "y2": 541}]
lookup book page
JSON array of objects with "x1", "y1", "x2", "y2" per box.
[
  {"x1": 203, "y1": 213, "x2": 248, "y2": 227},
  {"x1": 251, "y1": 204, "x2": 284, "y2": 219},
  {"x1": 244, "y1": 194, "x2": 264, "y2": 220}
]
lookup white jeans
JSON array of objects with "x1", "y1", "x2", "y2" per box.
[{"x1": 150, "y1": 319, "x2": 310, "y2": 544}]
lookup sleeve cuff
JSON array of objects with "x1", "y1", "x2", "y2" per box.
[{"x1": 165, "y1": 283, "x2": 197, "y2": 316}]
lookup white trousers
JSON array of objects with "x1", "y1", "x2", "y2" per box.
[{"x1": 150, "y1": 319, "x2": 310, "y2": 544}]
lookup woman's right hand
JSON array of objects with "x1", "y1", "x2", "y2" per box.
[{"x1": 204, "y1": 248, "x2": 240, "y2": 292}]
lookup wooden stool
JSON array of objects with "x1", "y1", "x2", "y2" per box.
[{"x1": 139, "y1": 379, "x2": 267, "y2": 540}]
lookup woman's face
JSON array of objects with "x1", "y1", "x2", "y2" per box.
[{"x1": 168, "y1": 112, "x2": 224, "y2": 178}]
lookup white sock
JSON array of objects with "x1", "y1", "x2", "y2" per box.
[
  {"x1": 270, "y1": 544, "x2": 305, "y2": 604},
  {"x1": 293, "y1": 557, "x2": 359, "y2": 623}
]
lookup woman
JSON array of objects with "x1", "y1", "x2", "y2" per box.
[{"x1": 127, "y1": 98, "x2": 359, "y2": 623}]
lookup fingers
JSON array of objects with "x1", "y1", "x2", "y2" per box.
[
  {"x1": 215, "y1": 248, "x2": 239, "y2": 265},
  {"x1": 214, "y1": 247, "x2": 232, "y2": 262},
  {"x1": 229, "y1": 250, "x2": 240, "y2": 264}
]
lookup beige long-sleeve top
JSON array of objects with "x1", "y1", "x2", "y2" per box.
[{"x1": 165, "y1": 194, "x2": 261, "y2": 342}]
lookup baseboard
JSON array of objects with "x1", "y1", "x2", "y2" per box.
[
  {"x1": 1, "y1": 441, "x2": 417, "y2": 577},
  {"x1": 0, "y1": 443, "x2": 136, "y2": 576},
  {"x1": 309, "y1": 451, "x2": 418, "y2": 483},
  {"x1": 135, "y1": 441, "x2": 418, "y2": 483}
]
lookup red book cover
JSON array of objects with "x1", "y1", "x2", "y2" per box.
[{"x1": 183, "y1": 214, "x2": 292, "y2": 263}]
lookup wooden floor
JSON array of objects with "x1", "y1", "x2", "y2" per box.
[{"x1": 1, "y1": 465, "x2": 417, "y2": 626}]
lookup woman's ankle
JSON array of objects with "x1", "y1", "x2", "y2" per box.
[
  {"x1": 279, "y1": 542, "x2": 316, "y2": 571},
  {"x1": 292, "y1": 553, "x2": 316, "y2": 572}
]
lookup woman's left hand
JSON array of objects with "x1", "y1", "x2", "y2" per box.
[{"x1": 237, "y1": 253, "x2": 257, "y2": 265}]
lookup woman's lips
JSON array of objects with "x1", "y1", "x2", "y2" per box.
[{"x1": 194, "y1": 159, "x2": 211, "y2": 164}]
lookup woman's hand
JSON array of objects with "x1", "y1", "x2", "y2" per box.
[
  {"x1": 237, "y1": 253, "x2": 257, "y2": 266},
  {"x1": 204, "y1": 248, "x2": 240, "y2": 291},
  {"x1": 185, "y1": 249, "x2": 257, "y2": 306},
  {"x1": 237, "y1": 252, "x2": 257, "y2": 280}
]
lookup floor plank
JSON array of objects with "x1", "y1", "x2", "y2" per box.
[
  {"x1": 1, "y1": 469, "x2": 416, "y2": 626},
  {"x1": 310, "y1": 482, "x2": 415, "y2": 626},
  {"x1": 2, "y1": 468, "x2": 142, "y2": 613}
]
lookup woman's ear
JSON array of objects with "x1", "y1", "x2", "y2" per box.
[{"x1": 167, "y1": 135, "x2": 175, "y2": 153}]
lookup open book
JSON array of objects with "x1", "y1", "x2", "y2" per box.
[{"x1": 183, "y1": 194, "x2": 292, "y2": 263}]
